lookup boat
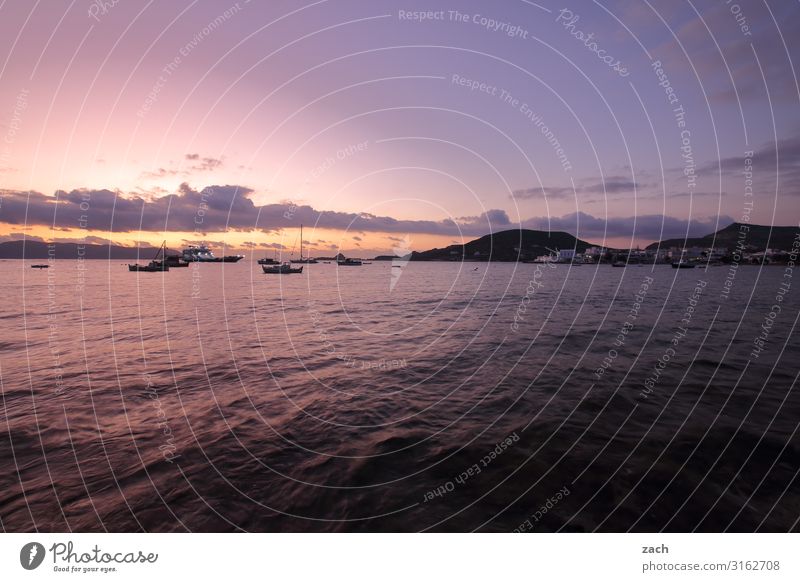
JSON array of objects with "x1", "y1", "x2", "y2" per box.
[
  {"x1": 290, "y1": 225, "x2": 318, "y2": 264},
  {"x1": 181, "y1": 243, "x2": 243, "y2": 263},
  {"x1": 257, "y1": 248, "x2": 281, "y2": 265},
  {"x1": 129, "y1": 241, "x2": 170, "y2": 272},
  {"x1": 337, "y1": 257, "x2": 363, "y2": 266},
  {"x1": 164, "y1": 254, "x2": 189, "y2": 267},
  {"x1": 31, "y1": 264, "x2": 49, "y2": 269},
  {"x1": 671, "y1": 260, "x2": 696, "y2": 269},
  {"x1": 612, "y1": 261, "x2": 626, "y2": 267},
  {"x1": 262, "y1": 262, "x2": 303, "y2": 274}
]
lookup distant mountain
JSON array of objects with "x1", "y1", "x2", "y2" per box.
[
  {"x1": 646, "y1": 223, "x2": 799, "y2": 251},
  {"x1": 0, "y1": 240, "x2": 162, "y2": 259},
  {"x1": 410, "y1": 229, "x2": 591, "y2": 262}
]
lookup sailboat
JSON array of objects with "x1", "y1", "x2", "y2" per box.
[
  {"x1": 129, "y1": 241, "x2": 170, "y2": 272},
  {"x1": 290, "y1": 225, "x2": 318, "y2": 264}
]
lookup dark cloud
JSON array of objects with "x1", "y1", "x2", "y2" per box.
[
  {"x1": 0, "y1": 183, "x2": 520, "y2": 237},
  {"x1": 511, "y1": 176, "x2": 639, "y2": 201},
  {"x1": 583, "y1": 177, "x2": 640, "y2": 193},
  {"x1": 652, "y1": 0, "x2": 800, "y2": 105},
  {"x1": 0, "y1": 183, "x2": 750, "y2": 245},
  {"x1": 701, "y1": 134, "x2": 800, "y2": 194},
  {"x1": 511, "y1": 185, "x2": 574, "y2": 200}
]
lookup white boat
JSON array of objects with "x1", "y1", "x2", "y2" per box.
[{"x1": 182, "y1": 244, "x2": 243, "y2": 263}]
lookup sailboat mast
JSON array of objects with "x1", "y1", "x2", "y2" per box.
[
  {"x1": 300, "y1": 224, "x2": 303, "y2": 260},
  {"x1": 152, "y1": 240, "x2": 166, "y2": 261}
]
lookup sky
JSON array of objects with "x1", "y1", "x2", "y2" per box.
[{"x1": 0, "y1": 0, "x2": 798, "y2": 255}]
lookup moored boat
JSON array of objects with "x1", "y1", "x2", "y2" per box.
[
  {"x1": 129, "y1": 241, "x2": 170, "y2": 272},
  {"x1": 289, "y1": 225, "x2": 318, "y2": 264},
  {"x1": 671, "y1": 260, "x2": 696, "y2": 269},
  {"x1": 337, "y1": 258, "x2": 363, "y2": 266},
  {"x1": 164, "y1": 255, "x2": 189, "y2": 267},
  {"x1": 262, "y1": 262, "x2": 303, "y2": 274},
  {"x1": 129, "y1": 261, "x2": 169, "y2": 272},
  {"x1": 182, "y1": 243, "x2": 243, "y2": 263}
]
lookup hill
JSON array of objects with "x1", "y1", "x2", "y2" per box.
[
  {"x1": 646, "y1": 223, "x2": 799, "y2": 251},
  {"x1": 411, "y1": 229, "x2": 591, "y2": 261},
  {"x1": 0, "y1": 240, "x2": 162, "y2": 259}
]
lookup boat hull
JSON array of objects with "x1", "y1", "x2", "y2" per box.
[
  {"x1": 262, "y1": 264, "x2": 303, "y2": 274},
  {"x1": 128, "y1": 264, "x2": 169, "y2": 272}
]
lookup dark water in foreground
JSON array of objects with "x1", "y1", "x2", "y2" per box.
[{"x1": 1, "y1": 259, "x2": 798, "y2": 532}]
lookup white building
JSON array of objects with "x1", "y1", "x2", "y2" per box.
[{"x1": 558, "y1": 249, "x2": 576, "y2": 262}]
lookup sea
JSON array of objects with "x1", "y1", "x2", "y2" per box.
[{"x1": 1, "y1": 259, "x2": 798, "y2": 532}]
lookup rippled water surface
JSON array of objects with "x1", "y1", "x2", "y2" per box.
[{"x1": 1, "y1": 259, "x2": 798, "y2": 531}]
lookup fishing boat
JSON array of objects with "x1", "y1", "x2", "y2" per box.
[
  {"x1": 337, "y1": 257, "x2": 363, "y2": 266},
  {"x1": 262, "y1": 262, "x2": 303, "y2": 274},
  {"x1": 31, "y1": 264, "x2": 49, "y2": 269},
  {"x1": 129, "y1": 241, "x2": 170, "y2": 272},
  {"x1": 290, "y1": 225, "x2": 318, "y2": 264},
  {"x1": 257, "y1": 249, "x2": 280, "y2": 265},
  {"x1": 181, "y1": 243, "x2": 243, "y2": 263},
  {"x1": 671, "y1": 260, "x2": 696, "y2": 269}
]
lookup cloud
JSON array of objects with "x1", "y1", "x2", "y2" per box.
[
  {"x1": 650, "y1": 0, "x2": 800, "y2": 105},
  {"x1": 583, "y1": 177, "x2": 640, "y2": 193},
  {"x1": 0, "y1": 183, "x2": 523, "y2": 236},
  {"x1": 511, "y1": 176, "x2": 640, "y2": 201},
  {"x1": 140, "y1": 154, "x2": 224, "y2": 181},
  {"x1": 511, "y1": 185, "x2": 574, "y2": 200},
  {"x1": 701, "y1": 134, "x2": 800, "y2": 194},
  {"x1": 0, "y1": 183, "x2": 750, "y2": 245},
  {"x1": 140, "y1": 167, "x2": 180, "y2": 180},
  {"x1": 185, "y1": 154, "x2": 223, "y2": 172}
]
